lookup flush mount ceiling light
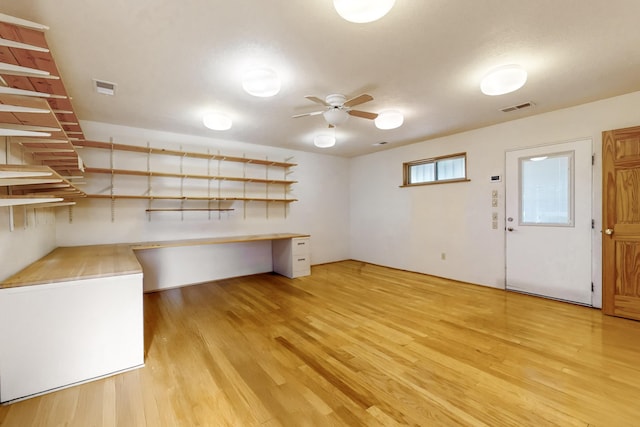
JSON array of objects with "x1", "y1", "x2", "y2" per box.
[
  {"x1": 203, "y1": 112, "x2": 232, "y2": 131},
  {"x1": 480, "y1": 64, "x2": 527, "y2": 96},
  {"x1": 323, "y1": 108, "x2": 350, "y2": 126},
  {"x1": 333, "y1": 0, "x2": 396, "y2": 23},
  {"x1": 314, "y1": 134, "x2": 336, "y2": 148},
  {"x1": 242, "y1": 67, "x2": 281, "y2": 97},
  {"x1": 375, "y1": 110, "x2": 404, "y2": 130}
]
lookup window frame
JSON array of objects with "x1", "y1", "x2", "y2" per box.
[{"x1": 401, "y1": 152, "x2": 470, "y2": 187}]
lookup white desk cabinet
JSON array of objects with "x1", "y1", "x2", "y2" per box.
[
  {"x1": 272, "y1": 237, "x2": 311, "y2": 278},
  {"x1": 0, "y1": 273, "x2": 144, "y2": 403}
]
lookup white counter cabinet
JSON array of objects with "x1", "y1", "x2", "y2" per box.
[
  {"x1": 0, "y1": 273, "x2": 144, "y2": 403},
  {"x1": 272, "y1": 237, "x2": 311, "y2": 278}
]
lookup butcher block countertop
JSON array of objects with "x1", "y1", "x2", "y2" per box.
[
  {"x1": 132, "y1": 233, "x2": 309, "y2": 250},
  {"x1": 0, "y1": 245, "x2": 142, "y2": 289},
  {"x1": 0, "y1": 233, "x2": 310, "y2": 289}
]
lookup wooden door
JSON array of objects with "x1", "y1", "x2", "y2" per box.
[{"x1": 602, "y1": 125, "x2": 640, "y2": 320}]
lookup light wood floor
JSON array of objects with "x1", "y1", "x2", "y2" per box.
[{"x1": 2, "y1": 260, "x2": 640, "y2": 426}]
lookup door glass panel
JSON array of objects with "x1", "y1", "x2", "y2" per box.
[{"x1": 520, "y1": 151, "x2": 574, "y2": 226}]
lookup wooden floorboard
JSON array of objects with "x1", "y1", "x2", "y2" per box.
[{"x1": 2, "y1": 260, "x2": 640, "y2": 426}]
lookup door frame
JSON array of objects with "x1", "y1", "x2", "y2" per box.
[{"x1": 504, "y1": 137, "x2": 597, "y2": 306}]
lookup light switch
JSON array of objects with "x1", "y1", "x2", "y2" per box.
[
  {"x1": 492, "y1": 212, "x2": 498, "y2": 220},
  {"x1": 492, "y1": 190, "x2": 498, "y2": 198},
  {"x1": 492, "y1": 198, "x2": 498, "y2": 207},
  {"x1": 492, "y1": 221, "x2": 498, "y2": 229}
]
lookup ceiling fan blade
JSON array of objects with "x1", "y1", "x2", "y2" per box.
[
  {"x1": 292, "y1": 110, "x2": 324, "y2": 119},
  {"x1": 305, "y1": 96, "x2": 330, "y2": 106},
  {"x1": 344, "y1": 94, "x2": 373, "y2": 108},
  {"x1": 348, "y1": 110, "x2": 378, "y2": 120}
]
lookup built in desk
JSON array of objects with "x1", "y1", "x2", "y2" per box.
[{"x1": 0, "y1": 233, "x2": 310, "y2": 403}]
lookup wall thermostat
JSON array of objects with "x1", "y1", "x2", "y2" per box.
[{"x1": 490, "y1": 175, "x2": 502, "y2": 182}]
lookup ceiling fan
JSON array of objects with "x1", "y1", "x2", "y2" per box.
[{"x1": 292, "y1": 93, "x2": 378, "y2": 127}]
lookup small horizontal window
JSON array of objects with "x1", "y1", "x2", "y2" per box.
[{"x1": 402, "y1": 152, "x2": 468, "y2": 187}]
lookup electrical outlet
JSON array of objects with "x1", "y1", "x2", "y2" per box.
[
  {"x1": 492, "y1": 198, "x2": 498, "y2": 207},
  {"x1": 492, "y1": 190, "x2": 498, "y2": 198},
  {"x1": 441, "y1": 252, "x2": 446, "y2": 261},
  {"x1": 492, "y1": 212, "x2": 498, "y2": 220},
  {"x1": 492, "y1": 221, "x2": 498, "y2": 229}
]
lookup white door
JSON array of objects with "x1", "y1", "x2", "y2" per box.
[{"x1": 505, "y1": 139, "x2": 592, "y2": 305}]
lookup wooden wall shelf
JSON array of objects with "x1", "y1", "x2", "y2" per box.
[
  {"x1": 78, "y1": 139, "x2": 298, "y2": 219},
  {"x1": 87, "y1": 194, "x2": 297, "y2": 203},
  {"x1": 0, "y1": 164, "x2": 85, "y2": 207},
  {"x1": 0, "y1": 195, "x2": 63, "y2": 207},
  {"x1": 76, "y1": 140, "x2": 297, "y2": 168},
  {"x1": 0, "y1": 17, "x2": 86, "y2": 177},
  {"x1": 84, "y1": 167, "x2": 297, "y2": 185},
  {"x1": 145, "y1": 208, "x2": 235, "y2": 213}
]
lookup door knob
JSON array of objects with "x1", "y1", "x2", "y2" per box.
[
  {"x1": 605, "y1": 228, "x2": 614, "y2": 235},
  {"x1": 507, "y1": 227, "x2": 515, "y2": 232}
]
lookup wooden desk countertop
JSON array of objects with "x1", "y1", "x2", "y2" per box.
[
  {"x1": 1, "y1": 233, "x2": 310, "y2": 289},
  {"x1": 0, "y1": 245, "x2": 142, "y2": 289},
  {"x1": 131, "y1": 233, "x2": 310, "y2": 250}
]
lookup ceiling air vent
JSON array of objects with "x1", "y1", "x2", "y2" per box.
[
  {"x1": 500, "y1": 101, "x2": 534, "y2": 113},
  {"x1": 93, "y1": 79, "x2": 116, "y2": 96}
]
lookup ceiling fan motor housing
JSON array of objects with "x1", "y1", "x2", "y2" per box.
[{"x1": 325, "y1": 94, "x2": 347, "y2": 106}]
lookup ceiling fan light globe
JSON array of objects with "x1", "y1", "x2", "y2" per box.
[
  {"x1": 333, "y1": 0, "x2": 396, "y2": 23},
  {"x1": 480, "y1": 64, "x2": 527, "y2": 96},
  {"x1": 242, "y1": 68, "x2": 281, "y2": 97},
  {"x1": 323, "y1": 108, "x2": 349, "y2": 126},
  {"x1": 314, "y1": 134, "x2": 336, "y2": 148},
  {"x1": 203, "y1": 112, "x2": 232, "y2": 130},
  {"x1": 375, "y1": 110, "x2": 404, "y2": 130}
]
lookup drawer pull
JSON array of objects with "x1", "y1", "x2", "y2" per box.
[
  {"x1": 297, "y1": 258, "x2": 306, "y2": 262},
  {"x1": 297, "y1": 242, "x2": 306, "y2": 245}
]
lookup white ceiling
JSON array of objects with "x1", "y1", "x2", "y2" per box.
[{"x1": 5, "y1": 0, "x2": 640, "y2": 157}]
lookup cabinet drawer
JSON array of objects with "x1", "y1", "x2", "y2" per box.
[
  {"x1": 292, "y1": 254, "x2": 311, "y2": 277},
  {"x1": 292, "y1": 238, "x2": 310, "y2": 255},
  {"x1": 292, "y1": 254, "x2": 310, "y2": 270}
]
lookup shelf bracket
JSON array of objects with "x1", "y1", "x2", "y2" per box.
[
  {"x1": 217, "y1": 150, "x2": 222, "y2": 220},
  {"x1": 207, "y1": 149, "x2": 212, "y2": 220},
  {"x1": 147, "y1": 141, "x2": 152, "y2": 222},
  {"x1": 243, "y1": 153, "x2": 247, "y2": 220},
  {"x1": 110, "y1": 137, "x2": 115, "y2": 222},
  {"x1": 266, "y1": 156, "x2": 269, "y2": 220},
  {"x1": 7, "y1": 186, "x2": 14, "y2": 231}
]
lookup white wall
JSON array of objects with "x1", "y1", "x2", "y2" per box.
[
  {"x1": 5, "y1": 91, "x2": 640, "y2": 298},
  {"x1": 350, "y1": 91, "x2": 640, "y2": 307},
  {"x1": 56, "y1": 121, "x2": 351, "y2": 266},
  {"x1": 0, "y1": 137, "x2": 57, "y2": 281}
]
